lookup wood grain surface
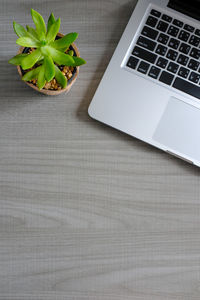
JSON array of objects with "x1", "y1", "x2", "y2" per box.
[{"x1": 1, "y1": 0, "x2": 200, "y2": 299}]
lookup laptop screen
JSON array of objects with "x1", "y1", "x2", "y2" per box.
[{"x1": 168, "y1": 0, "x2": 200, "y2": 20}]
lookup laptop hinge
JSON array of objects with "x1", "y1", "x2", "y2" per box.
[{"x1": 167, "y1": 0, "x2": 200, "y2": 21}]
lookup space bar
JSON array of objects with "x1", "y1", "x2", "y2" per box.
[{"x1": 173, "y1": 77, "x2": 200, "y2": 99}]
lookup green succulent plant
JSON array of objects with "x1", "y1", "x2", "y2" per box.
[{"x1": 9, "y1": 9, "x2": 86, "y2": 90}]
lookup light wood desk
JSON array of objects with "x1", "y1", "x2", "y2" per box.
[{"x1": 1, "y1": 0, "x2": 200, "y2": 299}]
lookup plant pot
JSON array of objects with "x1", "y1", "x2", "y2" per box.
[{"x1": 17, "y1": 33, "x2": 80, "y2": 95}]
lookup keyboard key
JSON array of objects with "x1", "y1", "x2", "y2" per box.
[
  {"x1": 146, "y1": 16, "x2": 158, "y2": 28},
  {"x1": 195, "y1": 29, "x2": 200, "y2": 37},
  {"x1": 168, "y1": 38, "x2": 180, "y2": 49},
  {"x1": 188, "y1": 59, "x2": 199, "y2": 71},
  {"x1": 167, "y1": 62, "x2": 179, "y2": 73},
  {"x1": 178, "y1": 30, "x2": 190, "y2": 42},
  {"x1": 157, "y1": 33, "x2": 169, "y2": 44},
  {"x1": 126, "y1": 56, "x2": 139, "y2": 69},
  {"x1": 162, "y1": 14, "x2": 172, "y2": 23},
  {"x1": 148, "y1": 66, "x2": 161, "y2": 79},
  {"x1": 189, "y1": 72, "x2": 200, "y2": 84},
  {"x1": 157, "y1": 20, "x2": 168, "y2": 32},
  {"x1": 136, "y1": 36, "x2": 156, "y2": 51},
  {"x1": 173, "y1": 77, "x2": 200, "y2": 99},
  {"x1": 150, "y1": 9, "x2": 161, "y2": 18},
  {"x1": 178, "y1": 67, "x2": 190, "y2": 78},
  {"x1": 167, "y1": 25, "x2": 179, "y2": 37},
  {"x1": 159, "y1": 71, "x2": 174, "y2": 85},
  {"x1": 184, "y1": 24, "x2": 194, "y2": 32},
  {"x1": 166, "y1": 49, "x2": 178, "y2": 61},
  {"x1": 173, "y1": 19, "x2": 183, "y2": 28},
  {"x1": 141, "y1": 26, "x2": 159, "y2": 40},
  {"x1": 156, "y1": 57, "x2": 168, "y2": 68},
  {"x1": 155, "y1": 44, "x2": 167, "y2": 56},
  {"x1": 137, "y1": 60, "x2": 150, "y2": 74},
  {"x1": 177, "y1": 54, "x2": 189, "y2": 66},
  {"x1": 190, "y1": 47, "x2": 200, "y2": 59},
  {"x1": 179, "y1": 43, "x2": 191, "y2": 54},
  {"x1": 132, "y1": 46, "x2": 157, "y2": 64},
  {"x1": 189, "y1": 35, "x2": 200, "y2": 47}
]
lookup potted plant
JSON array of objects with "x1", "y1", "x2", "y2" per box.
[{"x1": 9, "y1": 9, "x2": 86, "y2": 95}]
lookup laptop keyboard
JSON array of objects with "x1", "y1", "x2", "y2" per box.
[{"x1": 126, "y1": 9, "x2": 200, "y2": 99}]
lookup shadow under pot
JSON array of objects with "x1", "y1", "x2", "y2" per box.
[{"x1": 17, "y1": 33, "x2": 80, "y2": 95}]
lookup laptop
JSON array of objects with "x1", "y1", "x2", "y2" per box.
[{"x1": 88, "y1": 0, "x2": 200, "y2": 166}]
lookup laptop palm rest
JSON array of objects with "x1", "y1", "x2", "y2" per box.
[{"x1": 152, "y1": 97, "x2": 200, "y2": 163}]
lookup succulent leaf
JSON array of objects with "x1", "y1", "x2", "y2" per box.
[
  {"x1": 13, "y1": 21, "x2": 27, "y2": 38},
  {"x1": 47, "y1": 13, "x2": 56, "y2": 33},
  {"x1": 36, "y1": 59, "x2": 44, "y2": 65},
  {"x1": 26, "y1": 25, "x2": 39, "y2": 40},
  {"x1": 8, "y1": 53, "x2": 29, "y2": 65},
  {"x1": 52, "y1": 32, "x2": 78, "y2": 51},
  {"x1": 31, "y1": 9, "x2": 46, "y2": 39},
  {"x1": 46, "y1": 46, "x2": 74, "y2": 65},
  {"x1": 68, "y1": 50, "x2": 74, "y2": 56},
  {"x1": 21, "y1": 49, "x2": 41, "y2": 70},
  {"x1": 37, "y1": 65, "x2": 46, "y2": 89},
  {"x1": 16, "y1": 36, "x2": 40, "y2": 47},
  {"x1": 70, "y1": 56, "x2": 86, "y2": 66},
  {"x1": 44, "y1": 56, "x2": 55, "y2": 81},
  {"x1": 54, "y1": 65, "x2": 67, "y2": 88},
  {"x1": 46, "y1": 18, "x2": 60, "y2": 43},
  {"x1": 22, "y1": 66, "x2": 41, "y2": 81}
]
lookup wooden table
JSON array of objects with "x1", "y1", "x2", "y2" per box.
[{"x1": 1, "y1": 0, "x2": 200, "y2": 299}]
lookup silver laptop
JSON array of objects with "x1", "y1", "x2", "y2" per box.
[{"x1": 88, "y1": 0, "x2": 200, "y2": 166}]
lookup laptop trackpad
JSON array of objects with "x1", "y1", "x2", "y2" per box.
[{"x1": 152, "y1": 97, "x2": 200, "y2": 162}]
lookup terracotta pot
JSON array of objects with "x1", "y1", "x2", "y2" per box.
[{"x1": 17, "y1": 33, "x2": 80, "y2": 95}]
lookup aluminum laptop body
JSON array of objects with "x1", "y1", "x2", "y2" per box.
[{"x1": 88, "y1": 0, "x2": 200, "y2": 166}]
